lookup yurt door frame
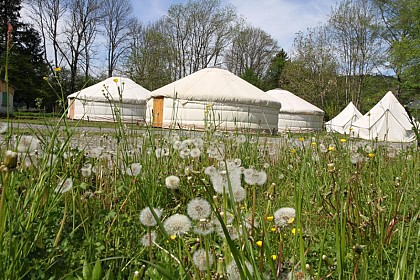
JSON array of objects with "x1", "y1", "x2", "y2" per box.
[
  {"x1": 152, "y1": 96, "x2": 164, "y2": 127},
  {"x1": 68, "y1": 98, "x2": 75, "y2": 119}
]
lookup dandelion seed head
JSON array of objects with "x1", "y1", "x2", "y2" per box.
[
  {"x1": 55, "y1": 177, "x2": 73, "y2": 194},
  {"x1": 226, "y1": 261, "x2": 253, "y2": 280},
  {"x1": 141, "y1": 231, "x2": 156, "y2": 247},
  {"x1": 0, "y1": 122, "x2": 8, "y2": 134},
  {"x1": 274, "y1": 207, "x2": 296, "y2": 227},
  {"x1": 173, "y1": 140, "x2": 182, "y2": 150},
  {"x1": 231, "y1": 186, "x2": 246, "y2": 202},
  {"x1": 139, "y1": 207, "x2": 162, "y2": 227},
  {"x1": 163, "y1": 214, "x2": 191, "y2": 236},
  {"x1": 179, "y1": 148, "x2": 190, "y2": 158},
  {"x1": 87, "y1": 147, "x2": 103, "y2": 158},
  {"x1": 236, "y1": 134, "x2": 247, "y2": 144},
  {"x1": 190, "y1": 147, "x2": 201, "y2": 158},
  {"x1": 126, "y1": 162, "x2": 142, "y2": 176},
  {"x1": 194, "y1": 220, "x2": 215, "y2": 235},
  {"x1": 187, "y1": 198, "x2": 211, "y2": 220},
  {"x1": 81, "y1": 164, "x2": 92, "y2": 177},
  {"x1": 192, "y1": 138, "x2": 204, "y2": 148},
  {"x1": 17, "y1": 135, "x2": 39, "y2": 153},
  {"x1": 193, "y1": 248, "x2": 214, "y2": 271},
  {"x1": 165, "y1": 175, "x2": 180, "y2": 189}
]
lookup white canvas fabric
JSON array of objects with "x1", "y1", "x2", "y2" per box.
[
  {"x1": 147, "y1": 68, "x2": 281, "y2": 130},
  {"x1": 265, "y1": 89, "x2": 324, "y2": 132},
  {"x1": 67, "y1": 77, "x2": 150, "y2": 122},
  {"x1": 326, "y1": 102, "x2": 362, "y2": 134},
  {"x1": 351, "y1": 91, "x2": 417, "y2": 142}
]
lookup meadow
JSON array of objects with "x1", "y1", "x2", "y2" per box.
[{"x1": 0, "y1": 109, "x2": 418, "y2": 280}]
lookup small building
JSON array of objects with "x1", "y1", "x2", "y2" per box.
[{"x1": 0, "y1": 80, "x2": 14, "y2": 116}]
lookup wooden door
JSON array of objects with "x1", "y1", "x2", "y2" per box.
[
  {"x1": 152, "y1": 97, "x2": 164, "y2": 127},
  {"x1": 68, "y1": 98, "x2": 75, "y2": 119}
]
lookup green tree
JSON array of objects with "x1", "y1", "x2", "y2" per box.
[
  {"x1": 0, "y1": 0, "x2": 49, "y2": 110},
  {"x1": 262, "y1": 49, "x2": 288, "y2": 91},
  {"x1": 374, "y1": 0, "x2": 420, "y2": 100}
]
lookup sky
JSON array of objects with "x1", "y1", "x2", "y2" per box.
[{"x1": 133, "y1": 0, "x2": 338, "y2": 52}]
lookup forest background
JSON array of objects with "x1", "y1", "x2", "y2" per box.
[{"x1": 0, "y1": 0, "x2": 419, "y2": 119}]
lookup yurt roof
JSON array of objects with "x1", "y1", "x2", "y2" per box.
[
  {"x1": 265, "y1": 89, "x2": 324, "y2": 115},
  {"x1": 68, "y1": 77, "x2": 150, "y2": 104},
  {"x1": 150, "y1": 68, "x2": 281, "y2": 108}
]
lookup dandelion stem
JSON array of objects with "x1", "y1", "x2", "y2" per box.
[{"x1": 54, "y1": 197, "x2": 67, "y2": 247}]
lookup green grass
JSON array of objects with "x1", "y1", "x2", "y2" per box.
[{"x1": 0, "y1": 78, "x2": 418, "y2": 279}]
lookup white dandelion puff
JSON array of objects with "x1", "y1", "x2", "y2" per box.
[
  {"x1": 81, "y1": 163, "x2": 92, "y2": 177},
  {"x1": 0, "y1": 122, "x2": 8, "y2": 134},
  {"x1": 140, "y1": 207, "x2": 162, "y2": 227},
  {"x1": 226, "y1": 261, "x2": 253, "y2": 280},
  {"x1": 194, "y1": 220, "x2": 215, "y2": 235},
  {"x1": 193, "y1": 248, "x2": 214, "y2": 271},
  {"x1": 141, "y1": 231, "x2": 156, "y2": 247},
  {"x1": 163, "y1": 214, "x2": 191, "y2": 236},
  {"x1": 165, "y1": 175, "x2": 180, "y2": 189},
  {"x1": 87, "y1": 147, "x2": 103, "y2": 158},
  {"x1": 126, "y1": 163, "x2": 142, "y2": 176},
  {"x1": 274, "y1": 207, "x2": 296, "y2": 227},
  {"x1": 187, "y1": 198, "x2": 212, "y2": 220},
  {"x1": 190, "y1": 147, "x2": 201, "y2": 158},
  {"x1": 17, "y1": 135, "x2": 39, "y2": 153},
  {"x1": 55, "y1": 177, "x2": 73, "y2": 194}
]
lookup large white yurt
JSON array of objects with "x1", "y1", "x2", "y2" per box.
[
  {"x1": 146, "y1": 68, "x2": 281, "y2": 131},
  {"x1": 351, "y1": 91, "x2": 416, "y2": 142},
  {"x1": 67, "y1": 77, "x2": 150, "y2": 122},
  {"x1": 265, "y1": 89, "x2": 324, "y2": 132},
  {"x1": 326, "y1": 102, "x2": 362, "y2": 134}
]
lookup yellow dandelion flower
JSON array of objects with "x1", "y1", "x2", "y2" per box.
[
  {"x1": 54, "y1": 67, "x2": 61, "y2": 72},
  {"x1": 113, "y1": 78, "x2": 119, "y2": 83},
  {"x1": 328, "y1": 146, "x2": 335, "y2": 151},
  {"x1": 271, "y1": 255, "x2": 277, "y2": 261},
  {"x1": 271, "y1": 226, "x2": 277, "y2": 232},
  {"x1": 298, "y1": 137, "x2": 304, "y2": 142},
  {"x1": 256, "y1": 240, "x2": 263, "y2": 247},
  {"x1": 266, "y1": 216, "x2": 274, "y2": 222},
  {"x1": 170, "y1": 234, "x2": 177, "y2": 240},
  {"x1": 368, "y1": 153, "x2": 375, "y2": 158},
  {"x1": 290, "y1": 148, "x2": 297, "y2": 154},
  {"x1": 287, "y1": 217, "x2": 295, "y2": 224},
  {"x1": 340, "y1": 138, "x2": 347, "y2": 143},
  {"x1": 311, "y1": 142, "x2": 317, "y2": 146},
  {"x1": 292, "y1": 228, "x2": 296, "y2": 235}
]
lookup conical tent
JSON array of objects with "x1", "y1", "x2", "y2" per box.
[
  {"x1": 67, "y1": 77, "x2": 150, "y2": 122},
  {"x1": 326, "y1": 102, "x2": 362, "y2": 134},
  {"x1": 146, "y1": 68, "x2": 281, "y2": 131},
  {"x1": 265, "y1": 89, "x2": 324, "y2": 132},
  {"x1": 351, "y1": 91, "x2": 416, "y2": 142}
]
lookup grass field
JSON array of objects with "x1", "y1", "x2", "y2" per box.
[{"x1": 0, "y1": 111, "x2": 418, "y2": 280}]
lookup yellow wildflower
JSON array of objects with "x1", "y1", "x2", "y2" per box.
[
  {"x1": 368, "y1": 153, "x2": 375, "y2": 158},
  {"x1": 43, "y1": 76, "x2": 48, "y2": 81},
  {"x1": 298, "y1": 137, "x2": 304, "y2": 142},
  {"x1": 292, "y1": 228, "x2": 301, "y2": 235},
  {"x1": 113, "y1": 78, "x2": 119, "y2": 83},
  {"x1": 328, "y1": 146, "x2": 335, "y2": 151},
  {"x1": 271, "y1": 255, "x2": 277, "y2": 261},
  {"x1": 311, "y1": 142, "x2": 317, "y2": 147},
  {"x1": 266, "y1": 216, "x2": 274, "y2": 222},
  {"x1": 54, "y1": 67, "x2": 61, "y2": 72},
  {"x1": 256, "y1": 240, "x2": 263, "y2": 247},
  {"x1": 287, "y1": 217, "x2": 295, "y2": 224},
  {"x1": 170, "y1": 234, "x2": 176, "y2": 240},
  {"x1": 271, "y1": 226, "x2": 277, "y2": 232},
  {"x1": 340, "y1": 138, "x2": 347, "y2": 143}
]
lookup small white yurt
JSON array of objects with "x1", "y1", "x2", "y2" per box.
[
  {"x1": 67, "y1": 77, "x2": 150, "y2": 122},
  {"x1": 265, "y1": 89, "x2": 324, "y2": 132},
  {"x1": 351, "y1": 91, "x2": 416, "y2": 142},
  {"x1": 146, "y1": 68, "x2": 281, "y2": 131},
  {"x1": 326, "y1": 102, "x2": 362, "y2": 134}
]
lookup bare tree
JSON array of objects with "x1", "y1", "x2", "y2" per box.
[
  {"x1": 124, "y1": 20, "x2": 175, "y2": 90},
  {"x1": 27, "y1": 0, "x2": 66, "y2": 72},
  {"x1": 225, "y1": 22, "x2": 278, "y2": 79},
  {"x1": 100, "y1": 0, "x2": 133, "y2": 77},
  {"x1": 329, "y1": 0, "x2": 384, "y2": 107},
  {"x1": 163, "y1": 0, "x2": 237, "y2": 78},
  {"x1": 59, "y1": 0, "x2": 102, "y2": 93}
]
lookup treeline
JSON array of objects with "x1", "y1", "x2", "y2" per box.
[{"x1": 0, "y1": 0, "x2": 418, "y2": 116}]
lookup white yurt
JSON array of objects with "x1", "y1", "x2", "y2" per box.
[
  {"x1": 326, "y1": 102, "x2": 362, "y2": 134},
  {"x1": 146, "y1": 68, "x2": 281, "y2": 131},
  {"x1": 265, "y1": 89, "x2": 324, "y2": 132},
  {"x1": 67, "y1": 77, "x2": 150, "y2": 122},
  {"x1": 351, "y1": 91, "x2": 417, "y2": 142}
]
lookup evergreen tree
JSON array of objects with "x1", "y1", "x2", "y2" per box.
[
  {"x1": 0, "y1": 0, "x2": 49, "y2": 110},
  {"x1": 262, "y1": 49, "x2": 288, "y2": 91}
]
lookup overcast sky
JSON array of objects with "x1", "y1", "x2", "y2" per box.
[{"x1": 133, "y1": 0, "x2": 338, "y2": 52}]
